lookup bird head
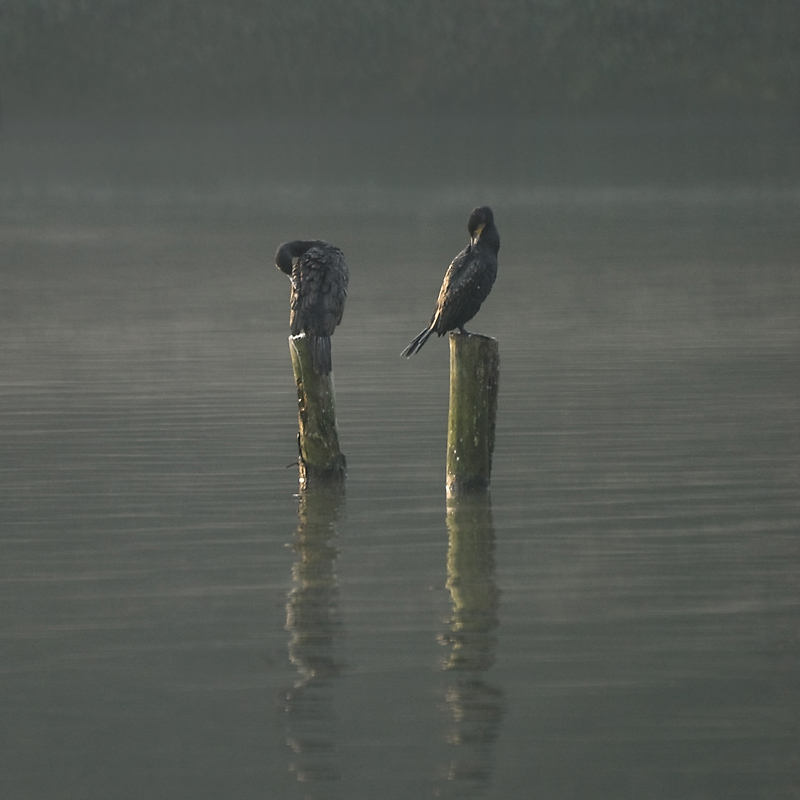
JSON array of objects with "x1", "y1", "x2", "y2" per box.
[
  {"x1": 468, "y1": 206, "x2": 494, "y2": 245},
  {"x1": 275, "y1": 240, "x2": 320, "y2": 275},
  {"x1": 275, "y1": 242, "x2": 295, "y2": 275}
]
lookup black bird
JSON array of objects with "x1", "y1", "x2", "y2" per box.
[
  {"x1": 401, "y1": 206, "x2": 499, "y2": 357},
  {"x1": 276, "y1": 240, "x2": 348, "y2": 375}
]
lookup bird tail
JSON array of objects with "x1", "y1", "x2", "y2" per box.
[
  {"x1": 401, "y1": 326, "x2": 434, "y2": 358},
  {"x1": 309, "y1": 335, "x2": 332, "y2": 375}
]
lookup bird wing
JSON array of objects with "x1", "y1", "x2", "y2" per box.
[
  {"x1": 437, "y1": 245, "x2": 479, "y2": 303},
  {"x1": 432, "y1": 245, "x2": 488, "y2": 331},
  {"x1": 290, "y1": 246, "x2": 348, "y2": 336}
]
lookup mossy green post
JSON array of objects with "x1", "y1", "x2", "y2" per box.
[
  {"x1": 289, "y1": 334, "x2": 346, "y2": 488},
  {"x1": 446, "y1": 332, "x2": 499, "y2": 495}
]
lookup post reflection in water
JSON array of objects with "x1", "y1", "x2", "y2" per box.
[
  {"x1": 283, "y1": 486, "x2": 346, "y2": 795},
  {"x1": 439, "y1": 491, "x2": 505, "y2": 796}
]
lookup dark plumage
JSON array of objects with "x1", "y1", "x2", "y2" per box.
[
  {"x1": 276, "y1": 240, "x2": 348, "y2": 375},
  {"x1": 401, "y1": 206, "x2": 499, "y2": 357}
]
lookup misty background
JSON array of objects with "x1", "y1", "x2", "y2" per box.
[{"x1": 2, "y1": 0, "x2": 799, "y2": 120}]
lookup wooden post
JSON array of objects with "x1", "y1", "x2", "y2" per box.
[
  {"x1": 446, "y1": 332, "x2": 499, "y2": 495},
  {"x1": 289, "y1": 334, "x2": 346, "y2": 488}
]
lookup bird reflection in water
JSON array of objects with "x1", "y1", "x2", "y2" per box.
[
  {"x1": 438, "y1": 491, "x2": 505, "y2": 796},
  {"x1": 284, "y1": 485, "x2": 345, "y2": 793}
]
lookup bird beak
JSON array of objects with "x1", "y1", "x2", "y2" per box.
[{"x1": 471, "y1": 223, "x2": 485, "y2": 244}]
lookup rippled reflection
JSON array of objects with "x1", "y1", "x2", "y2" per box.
[
  {"x1": 438, "y1": 491, "x2": 505, "y2": 797},
  {"x1": 284, "y1": 486, "x2": 346, "y2": 794}
]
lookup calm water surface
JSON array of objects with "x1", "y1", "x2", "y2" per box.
[{"x1": 1, "y1": 120, "x2": 799, "y2": 799}]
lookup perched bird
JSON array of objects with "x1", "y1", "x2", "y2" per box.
[
  {"x1": 401, "y1": 206, "x2": 499, "y2": 357},
  {"x1": 275, "y1": 240, "x2": 348, "y2": 375}
]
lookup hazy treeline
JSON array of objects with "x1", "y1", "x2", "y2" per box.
[{"x1": 2, "y1": 0, "x2": 798, "y2": 118}]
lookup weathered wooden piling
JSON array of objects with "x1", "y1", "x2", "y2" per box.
[
  {"x1": 289, "y1": 334, "x2": 346, "y2": 488},
  {"x1": 446, "y1": 332, "x2": 499, "y2": 495}
]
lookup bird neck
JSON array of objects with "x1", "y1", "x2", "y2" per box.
[{"x1": 476, "y1": 226, "x2": 500, "y2": 255}]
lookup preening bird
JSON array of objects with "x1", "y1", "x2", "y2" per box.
[
  {"x1": 275, "y1": 240, "x2": 348, "y2": 375},
  {"x1": 401, "y1": 206, "x2": 499, "y2": 357}
]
